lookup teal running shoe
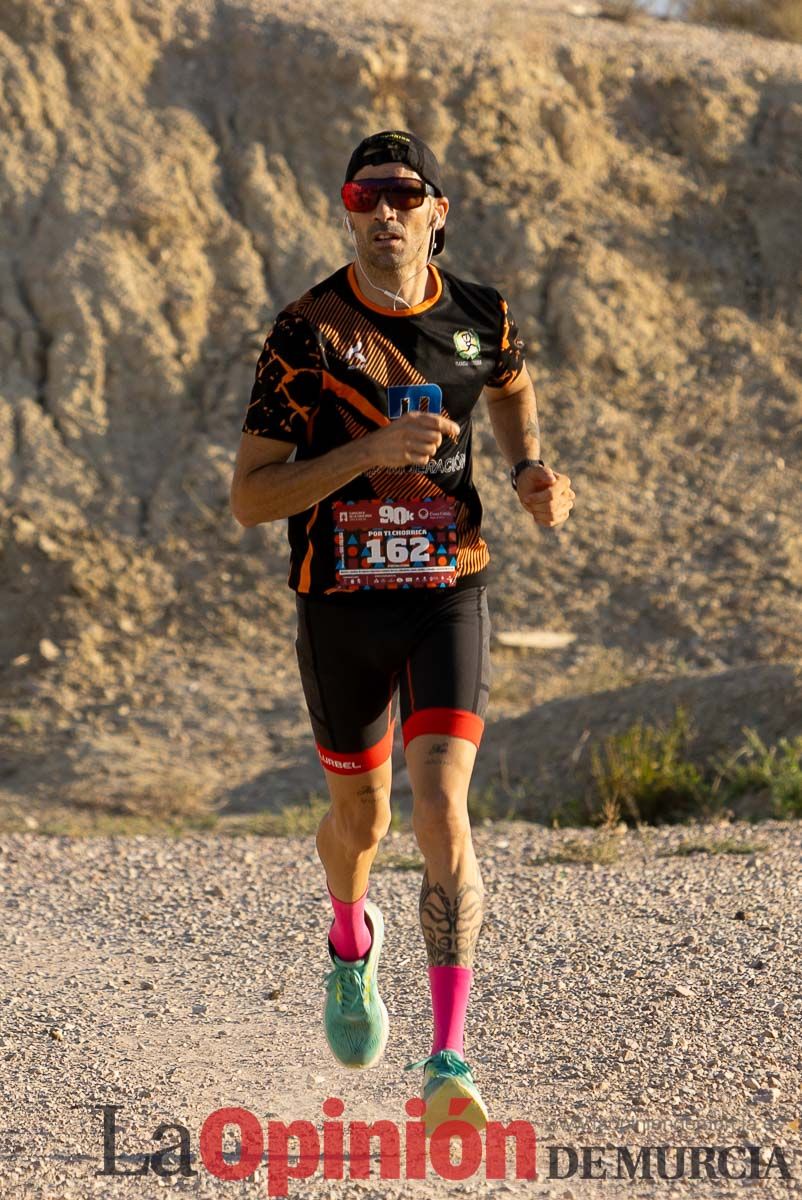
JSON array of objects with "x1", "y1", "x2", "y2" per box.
[
  {"x1": 323, "y1": 901, "x2": 389, "y2": 1069},
  {"x1": 405, "y1": 1049, "x2": 489, "y2": 1134}
]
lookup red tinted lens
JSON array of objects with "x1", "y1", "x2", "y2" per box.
[{"x1": 341, "y1": 180, "x2": 427, "y2": 212}]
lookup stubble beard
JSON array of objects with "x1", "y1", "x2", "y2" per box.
[{"x1": 358, "y1": 232, "x2": 432, "y2": 290}]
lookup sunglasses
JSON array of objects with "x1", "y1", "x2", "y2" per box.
[{"x1": 341, "y1": 178, "x2": 436, "y2": 213}]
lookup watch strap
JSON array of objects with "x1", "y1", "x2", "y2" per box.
[{"x1": 510, "y1": 458, "x2": 545, "y2": 490}]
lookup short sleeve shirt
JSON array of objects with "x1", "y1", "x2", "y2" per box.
[{"x1": 242, "y1": 263, "x2": 526, "y2": 594}]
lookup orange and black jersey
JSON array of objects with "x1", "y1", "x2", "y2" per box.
[{"x1": 242, "y1": 262, "x2": 526, "y2": 595}]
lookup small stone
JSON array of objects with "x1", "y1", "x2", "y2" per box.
[
  {"x1": 140, "y1": 981, "x2": 155, "y2": 991},
  {"x1": 48, "y1": 1028, "x2": 64, "y2": 1041},
  {"x1": 672, "y1": 984, "x2": 694, "y2": 998},
  {"x1": 495, "y1": 629, "x2": 576, "y2": 649},
  {"x1": 734, "y1": 910, "x2": 749, "y2": 920},
  {"x1": 12, "y1": 654, "x2": 30, "y2": 667},
  {"x1": 192, "y1": 1004, "x2": 207, "y2": 1015},
  {"x1": 39, "y1": 638, "x2": 61, "y2": 661}
]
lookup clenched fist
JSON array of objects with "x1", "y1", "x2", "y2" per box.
[
  {"x1": 366, "y1": 411, "x2": 460, "y2": 468},
  {"x1": 517, "y1": 463, "x2": 575, "y2": 528}
]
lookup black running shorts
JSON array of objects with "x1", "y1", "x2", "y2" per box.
[{"x1": 295, "y1": 586, "x2": 491, "y2": 774}]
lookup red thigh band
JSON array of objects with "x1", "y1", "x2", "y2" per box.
[
  {"x1": 402, "y1": 707, "x2": 485, "y2": 749},
  {"x1": 316, "y1": 721, "x2": 394, "y2": 775}
]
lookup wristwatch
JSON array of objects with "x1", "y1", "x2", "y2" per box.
[{"x1": 510, "y1": 458, "x2": 545, "y2": 490}]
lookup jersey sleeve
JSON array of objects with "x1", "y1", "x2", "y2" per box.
[
  {"x1": 241, "y1": 311, "x2": 322, "y2": 443},
  {"x1": 485, "y1": 294, "x2": 526, "y2": 390}
]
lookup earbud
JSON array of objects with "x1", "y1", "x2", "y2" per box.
[{"x1": 343, "y1": 214, "x2": 355, "y2": 237}]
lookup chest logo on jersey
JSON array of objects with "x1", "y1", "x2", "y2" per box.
[
  {"x1": 344, "y1": 337, "x2": 368, "y2": 368},
  {"x1": 387, "y1": 383, "x2": 443, "y2": 419},
  {"x1": 453, "y1": 329, "x2": 481, "y2": 364}
]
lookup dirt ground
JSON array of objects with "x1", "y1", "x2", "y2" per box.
[{"x1": 2, "y1": 821, "x2": 801, "y2": 1197}]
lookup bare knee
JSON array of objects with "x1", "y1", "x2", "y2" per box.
[
  {"x1": 324, "y1": 782, "x2": 392, "y2": 856},
  {"x1": 412, "y1": 788, "x2": 472, "y2": 863}
]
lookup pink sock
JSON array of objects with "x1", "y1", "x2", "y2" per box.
[
  {"x1": 327, "y1": 884, "x2": 372, "y2": 962},
  {"x1": 428, "y1": 965, "x2": 473, "y2": 1056}
]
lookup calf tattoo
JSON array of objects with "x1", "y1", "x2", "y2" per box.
[{"x1": 419, "y1": 869, "x2": 485, "y2": 967}]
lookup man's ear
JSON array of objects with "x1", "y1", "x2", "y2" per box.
[{"x1": 433, "y1": 196, "x2": 449, "y2": 228}]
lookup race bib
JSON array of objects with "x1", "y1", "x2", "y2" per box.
[{"x1": 332, "y1": 498, "x2": 458, "y2": 589}]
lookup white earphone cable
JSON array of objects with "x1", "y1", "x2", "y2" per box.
[{"x1": 345, "y1": 210, "x2": 440, "y2": 311}]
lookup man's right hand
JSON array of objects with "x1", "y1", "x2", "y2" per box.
[{"x1": 366, "y1": 412, "x2": 461, "y2": 468}]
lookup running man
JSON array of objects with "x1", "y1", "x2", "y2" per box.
[{"x1": 230, "y1": 130, "x2": 575, "y2": 1133}]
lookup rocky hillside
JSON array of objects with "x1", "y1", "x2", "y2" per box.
[{"x1": 1, "y1": 0, "x2": 801, "y2": 823}]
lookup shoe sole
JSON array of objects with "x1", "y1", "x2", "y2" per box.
[{"x1": 424, "y1": 1077, "x2": 489, "y2": 1135}]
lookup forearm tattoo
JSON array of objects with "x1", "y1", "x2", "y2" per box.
[
  {"x1": 524, "y1": 414, "x2": 540, "y2": 448},
  {"x1": 419, "y1": 869, "x2": 485, "y2": 967}
]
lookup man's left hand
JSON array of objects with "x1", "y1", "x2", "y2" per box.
[{"x1": 516, "y1": 464, "x2": 575, "y2": 528}]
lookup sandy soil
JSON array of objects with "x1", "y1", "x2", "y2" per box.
[{"x1": 1, "y1": 820, "x2": 801, "y2": 1197}]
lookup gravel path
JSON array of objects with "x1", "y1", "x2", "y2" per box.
[{"x1": 2, "y1": 821, "x2": 801, "y2": 1197}]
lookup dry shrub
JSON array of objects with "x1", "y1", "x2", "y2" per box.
[
  {"x1": 65, "y1": 772, "x2": 214, "y2": 820},
  {"x1": 682, "y1": 0, "x2": 802, "y2": 41}
]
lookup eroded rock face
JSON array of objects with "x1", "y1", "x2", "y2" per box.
[{"x1": 1, "y1": 0, "x2": 801, "y2": 810}]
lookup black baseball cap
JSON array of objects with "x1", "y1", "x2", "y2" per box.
[{"x1": 344, "y1": 130, "x2": 446, "y2": 255}]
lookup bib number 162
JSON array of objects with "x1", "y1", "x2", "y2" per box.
[{"x1": 363, "y1": 534, "x2": 430, "y2": 566}]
